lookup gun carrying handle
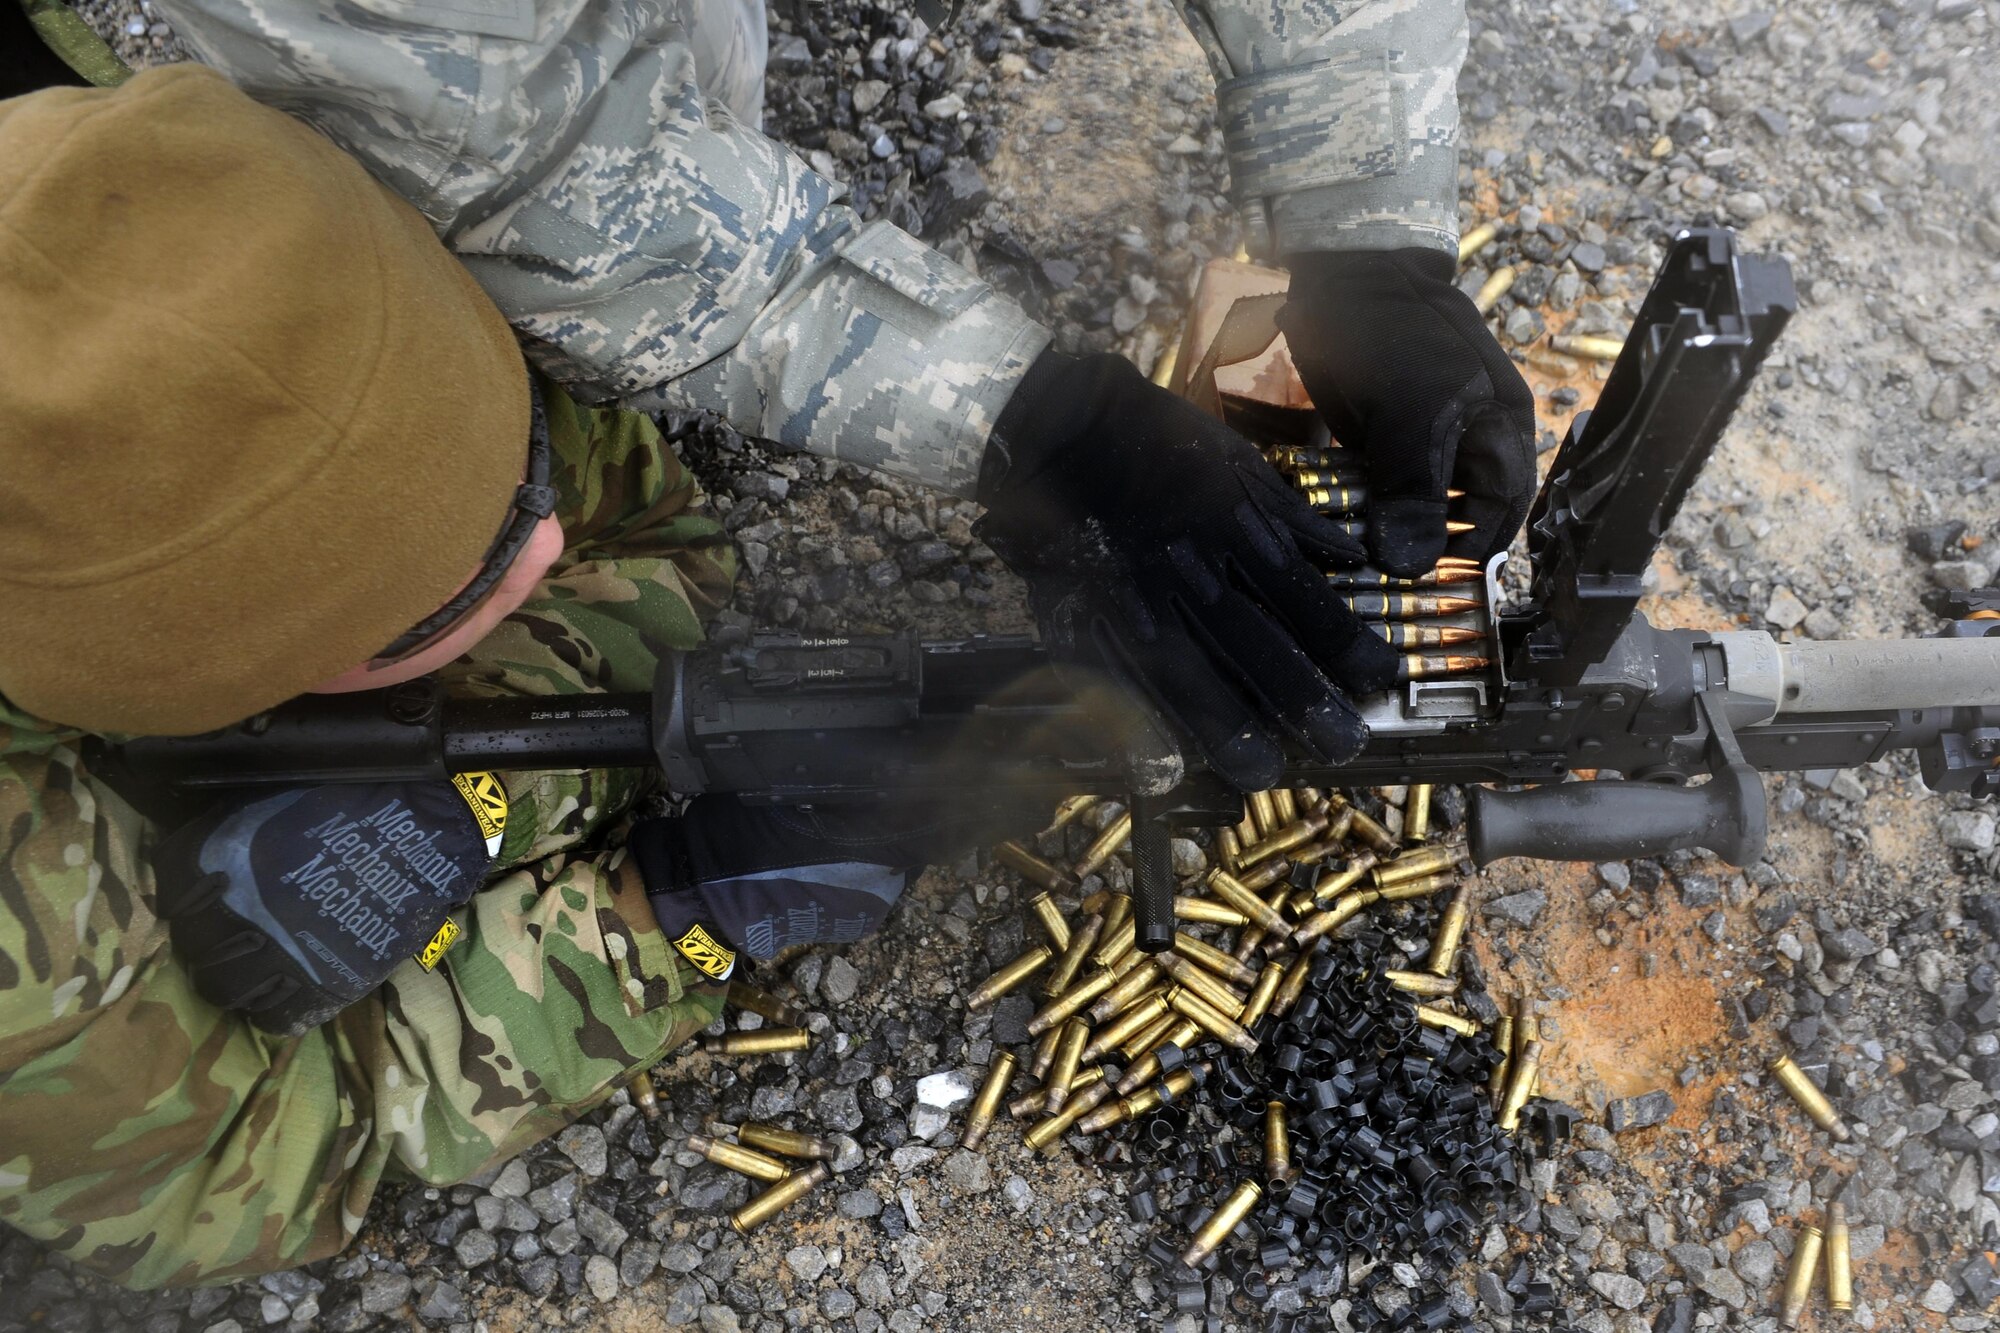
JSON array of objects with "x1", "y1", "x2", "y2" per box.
[{"x1": 1468, "y1": 767, "x2": 1767, "y2": 867}]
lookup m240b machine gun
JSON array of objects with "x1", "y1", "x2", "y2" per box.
[{"x1": 93, "y1": 230, "x2": 2000, "y2": 955}]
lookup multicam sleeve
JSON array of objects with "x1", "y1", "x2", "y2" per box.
[
  {"x1": 0, "y1": 705, "x2": 720, "y2": 1288},
  {"x1": 1170, "y1": 0, "x2": 1467, "y2": 259},
  {"x1": 147, "y1": 0, "x2": 1050, "y2": 498}
]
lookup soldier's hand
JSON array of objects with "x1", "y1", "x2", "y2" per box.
[
  {"x1": 975, "y1": 350, "x2": 1399, "y2": 793},
  {"x1": 628, "y1": 798, "x2": 1037, "y2": 979},
  {"x1": 152, "y1": 780, "x2": 496, "y2": 1036},
  {"x1": 1279, "y1": 248, "x2": 1537, "y2": 577}
]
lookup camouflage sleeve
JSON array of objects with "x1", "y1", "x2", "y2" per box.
[
  {"x1": 0, "y1": 705, "x2": 722, "y2": 1288},
  {"x1": 145, "y1": 0, "x2": 1050, "y2": 498},
  {"x1": 1171, "y1": 0, "x2": 1466, "y2": 258}
]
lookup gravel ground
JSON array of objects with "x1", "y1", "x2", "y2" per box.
[{"x1": 6, "y1": 0, "x2": 2000, "y2": 1330}]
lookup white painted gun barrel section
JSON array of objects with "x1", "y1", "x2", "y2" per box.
[{"x1": 1776, "y1": 637, "x2": 2000, "y2": 714}]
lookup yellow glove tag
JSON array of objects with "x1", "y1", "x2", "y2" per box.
[
  {"x1": 415, "y1": 917, "x2": 461, "y2": 971},
  {"x1": 450, "y1": 771, "x2": 509, "y2": 856}
]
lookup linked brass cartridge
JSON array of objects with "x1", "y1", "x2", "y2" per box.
[
  {"x1": 1341, "y1": 593, "x2": 1484, "y2": 620},
  {"x1": 1333, "y1": 518, "x2": 1474, "y2": 541},
  {"x1": 1374, "y1": 622, "x2": 1485, "y2": 649},
  {"x1": 1397, "y1": 653, "x2": 1493, "y2": 681},
  {"x1": 1326, "y1": 564, "x2": 1485, "y2": 590}
]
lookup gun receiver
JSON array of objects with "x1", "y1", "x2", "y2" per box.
[{"x1": 87, "y1": 229, "x2": 2000, "y2": 955}]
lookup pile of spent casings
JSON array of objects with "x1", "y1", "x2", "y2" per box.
[{"x1": 963, "y1": 785, "x2": 1580, "y2": 1331}]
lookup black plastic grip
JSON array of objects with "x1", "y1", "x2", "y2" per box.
[
  {"x1": 1128, "y1": 799, "x2": 1176, "y2": 953},
  {"x1": 1467, "y1": 771, "x2": 1767, "y2": 868}
]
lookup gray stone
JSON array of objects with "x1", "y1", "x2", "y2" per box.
[
  {"x1": 1733, "y1": 1239, "x2": 1780, "y2": 1288},
  {"x1": 451, "y1": 1229, "x2": 498, "y2": 1268},
  {"x1": 824, "y1": 956, "x2": 862, "y2": 1005},
  {"x1": 584, "y1": 1254, "x2": 620, "y2": 1302},
  {"x1": 839, "y1": 1187, "x2": 885, "y2": 1219},
  {"x1": 1923, "y1": 1281, "x2": 1957, "y2": 1313},
  {"x1": 661, "y1": 1242, "x2": 704, "y2": 1275},
  {"x1": 1003, "y1": 1174, "x2": 1034, "y2": 1211},
  {"x1": 1606, "y1": 1090, "x2": 1676, "y2": 1132},
  {"x1": 1942, "y1": 811, "x2": 1997, "y2": 852},
  {"x1": 698, "y1": 1307, "x2": 741, "y2": 1333},
  {"x1": 527, "y1": 1171, "x2": 579, "y2": 1224},
  {"x1": 576, "y1": 1201, "x2": 629, "y2": 1255},
  {"x1": 556, "y1": 1124, "x2": 608, "y2": 1177},
  {"x1": 489, "y1": 1159, "x2": 531, "y2": 1199},
  {"x1": 1764, "y1": 586, "x2": 1809, "y2": 629},
  {"x1": 788, "y1": 1243, "x2": 830, "y2": 1282},
  {"x1": 822, "y1": 1288, "x2": 860, "y2": 1318},
  {"x1": 943, "y1": 1150, "x2": 992, "y2": 1194},
  {"x1": 544, "y1": 1219, "x2": 581, "y2": 1256},
  {"x1": 1822, "y1": 928, "x2": 1878, "y2": 962},
  {"x1": 1588, "y1": 1273, "x2": 1645, "y2": 1309},
  {"x1": 620, "y1": 1241, "x2": 661, "y2": 1288},
  {"x1": 359, "y1": 1273, "x2": 412, "y2": 1316},
  {"x1": 1932, "y1": 559, "x2": 1993, "y2": 591},
  {"x1": 858, "y1": 1264, "x2": 894, "y2": 1309},
  {"x1": 1696, "y1": 1267, "x2": 1748, "y2": 1307},
  {"x1": 414, "y1": 1278, "x2": 465, "y2": 1324},
  {"x1": 1485, "y1": 890, "x2": 1548, "y2": 928},
  {"x1": 1571, "y1": 241, "x2": 1608, "y2": 273},
  {"x1": 664, "y1": 1279, "x2": 706, "y2": 1327}
]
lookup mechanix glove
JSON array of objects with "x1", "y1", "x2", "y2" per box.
[
  {"x1": 975, "y1": 349, "x2": 1400, "y2": 794},
  {"x1": 152, "y1": 776, "x2": 505, "y2": 1036},
  {"x1": 1280, "y1": 248, "x2": 1538, "y2": 576},
  {"x1": 628, "y1": 797, "x2": 1036, "y2": 982}
]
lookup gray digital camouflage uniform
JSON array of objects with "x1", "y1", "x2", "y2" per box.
[{"x1": 147, "y1": 0, "x2": 1466, "y2": 497}]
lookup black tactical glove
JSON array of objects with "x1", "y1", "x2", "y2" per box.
[
  {"x1": 1279, "y1": 248, "x2": 1538, "y2": 576},
  {"x1": 975, "y1": 349, "x2": 1400, "y2": 793},
  {"x1": 153, "y1": 779, "x2": 500, "y2": 1036},
  {"x1": 629, "y1": 798, "x2": 1032, "y2": 981}
]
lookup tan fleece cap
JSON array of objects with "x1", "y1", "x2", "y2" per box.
[{"x1": 0, "y1": 65, "x2": 530, "y2": 735}]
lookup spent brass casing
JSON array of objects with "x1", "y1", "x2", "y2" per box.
[
  {"x1": 1384, "y1": 969, "x2": 1458, "y2": 997},
  {"x1": 1341, "y1": 593, "x2": 1485, "y2": 620},
  {"x1": 1232, "y1": 813, "x2": 1258, "y2": 848},
  {"x1": 1826, "y1": 1201, "x2": 1853, "y2": 1311},
  {"x1": 1080, "y1": 1064, "x2": 1203, "y2": 1135},
  {"x1": 1121, "y1": 1010, "x2": 1182, "y2": 1062},
  {"x1": 1099, "y1": 892, "x2": 1133, "y2": 943},
  {"x1": 1093, "y1": 915, "x2": 1138, "y2": 969},
  {"x1": 1028, "y1": 967, "x2": 1117, "y2": 1035},
  {"x1": 1174, "y1": 896, "x2": 1248, "y2": 928},
  {"x1": 1404, "y1": 784, "x2": 1433, "y2": 844},
  {"x1": 1156, "y1": 958, "x2": 1247, "y2": 1020},
  {"x1": 1238, "y1": 814, "x2": 1330, "y2": 870},
  {"x1": 705, "y1": 1028, "x2": 809, "y2": 1056},
  {"x1": 1230, "y1": 856, "x2": 1294, "y2": 895},
  {"x1": 1780, "y1": 1225, "x2": 1824, "y2": 1329},
  {"x1": 1498, "y1": 1039, "x2": 1543, "y2": 1132},
  {"x1": 1307, "y1": 854, "x2": 1380, "y2": 908},
  {"x1": 1427, "y1": 883, "x2": 1473, "y2": 977},
  {"x1": 962, "y1": 1051, "x2": 1017, "y2": 1151},
  {"x1": 1514, "y1": 994, "x2": 1539, "y2": 1060},
  {"x1": 1271, "y1": 789, "x2": 1297, "y2": 825},
  {"x1": 1551, "y1": 333, "x2": 1625, "y2": 361},
  {"x1": 1491, "y1": 1012, "x2": 1515, "y2": 1095},
  {"x1": 1047, "y1": 794, "x2": 1100, "y2": 833},
  {"x1": 1472, "y1": 265, "x2": 1516, "y2": 315},
  {"x1": 1240, "y1": 963, "x2": 1285, "y2": 1030},
  {"x1": 996, "y1": 841, "x2": 1075, "y2": 896},
  {"x1": 1415, "y1": 1005, "x2": 1480, "y2": 1038},
  {"x1": 969, "y1": 943, "x2": 1053, "y2": 1012},
  {"x1": 1088, "y1": 960, "x2": 1163, "y2": 1023},
  {"x1": 1294, "y1": 891, "x2": 1375, "y2": 948},
  {"x1": 1375, "y1": 845, "x2": 1459, "y2": 886},
  {"x1": 1084, "y1": 992, "x2": 1172, "y2": 1063},
  {"x1": 1173, "y1": 932, "x2": 1261, "y2": 988},
  {"x1": 1073, "y1": 811, "x2": 1133, "y2": 879},
  {"x1": 726, "y1": 979, "x2": 807, "y2": 1028},
  {"x1": 1044, "y1": 1019, "x2": 1090, "y2": 1113},
  {"x1": 1182, "y1": 1180, "x2": 1263, "y2": 1268},
  {"x1": 1770, "y1": 1055, "x2": 1852, "y2": 1141},
  {"x1": 1026, "y1": 891, "x2": 1072, "y2": 952},
  {"x1": 1207, "y1": 871, "x2": 1291, "y2": 939},
  {"x1": 1341, "y1": 801, "x2": 1400, "y2": 855},
  {"x1": 1327, "y1": 565, "x2": 1486, "y2": 590},
  {"x1": 1374, "y1": 622, "x2": 1486, "y2": 649},
  {"x1": 729, "y1": 1163, "x2": 829, "y2": 1236},
  {"x1": 1271, "y1": 943, "x2": 1320, "y2": 1019},
  {"x1": 1008, "y1": 1065, "x2": 1105, "y2": 1119},
  {"x1": 1232, "y1": 881, "x2": 1295, "y2": 961},
  {"x1": 1379, "y1": 870, "x2": 1457, "y2": 902},
  {"x1": 1265, "y1": 1100, "x2": 1294, "y2": 1183},
  {"x1": 737, "y1": 1123, "x2": 837, "y2": 1163},
  {"x1": 689, "y1": 1133, "x2": 790, "y2": 1184},
  {"x1": 1150, "y1": 337, "x2": 1180, "y2": 388},
  {"x1": 1042, "y1": 912, "x2": 1102, "y2": 999},
  {"x1": 1117, "y1": 1019, "x2": 1202, "y2": 1093},
  {"x1": 1215, "y1": 827, "x2": 1243, "y2": 873},
  {"x1": 1458, "y1": 220, "x2": 1499, "y2": 261},
  {"x1": 1169, "y1": 986, "x2": 1258, "y2": 1053},
  {"x1": 1398, "y1": 653, "x2": 1493, "y2": 681},
  {"x1": 1029, "y1": 1022, "x2": 1063, "y2": 1079},
  {"x1": 1247, "y1": 790, "x2": 1279, "y2": 838},
  {"x1": 628, "y1": 1069, "x2": 661, "y2": 1119},
  {"x1": 1023, "y1": 1077, "x2": 1115, "y2": 1154}
]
